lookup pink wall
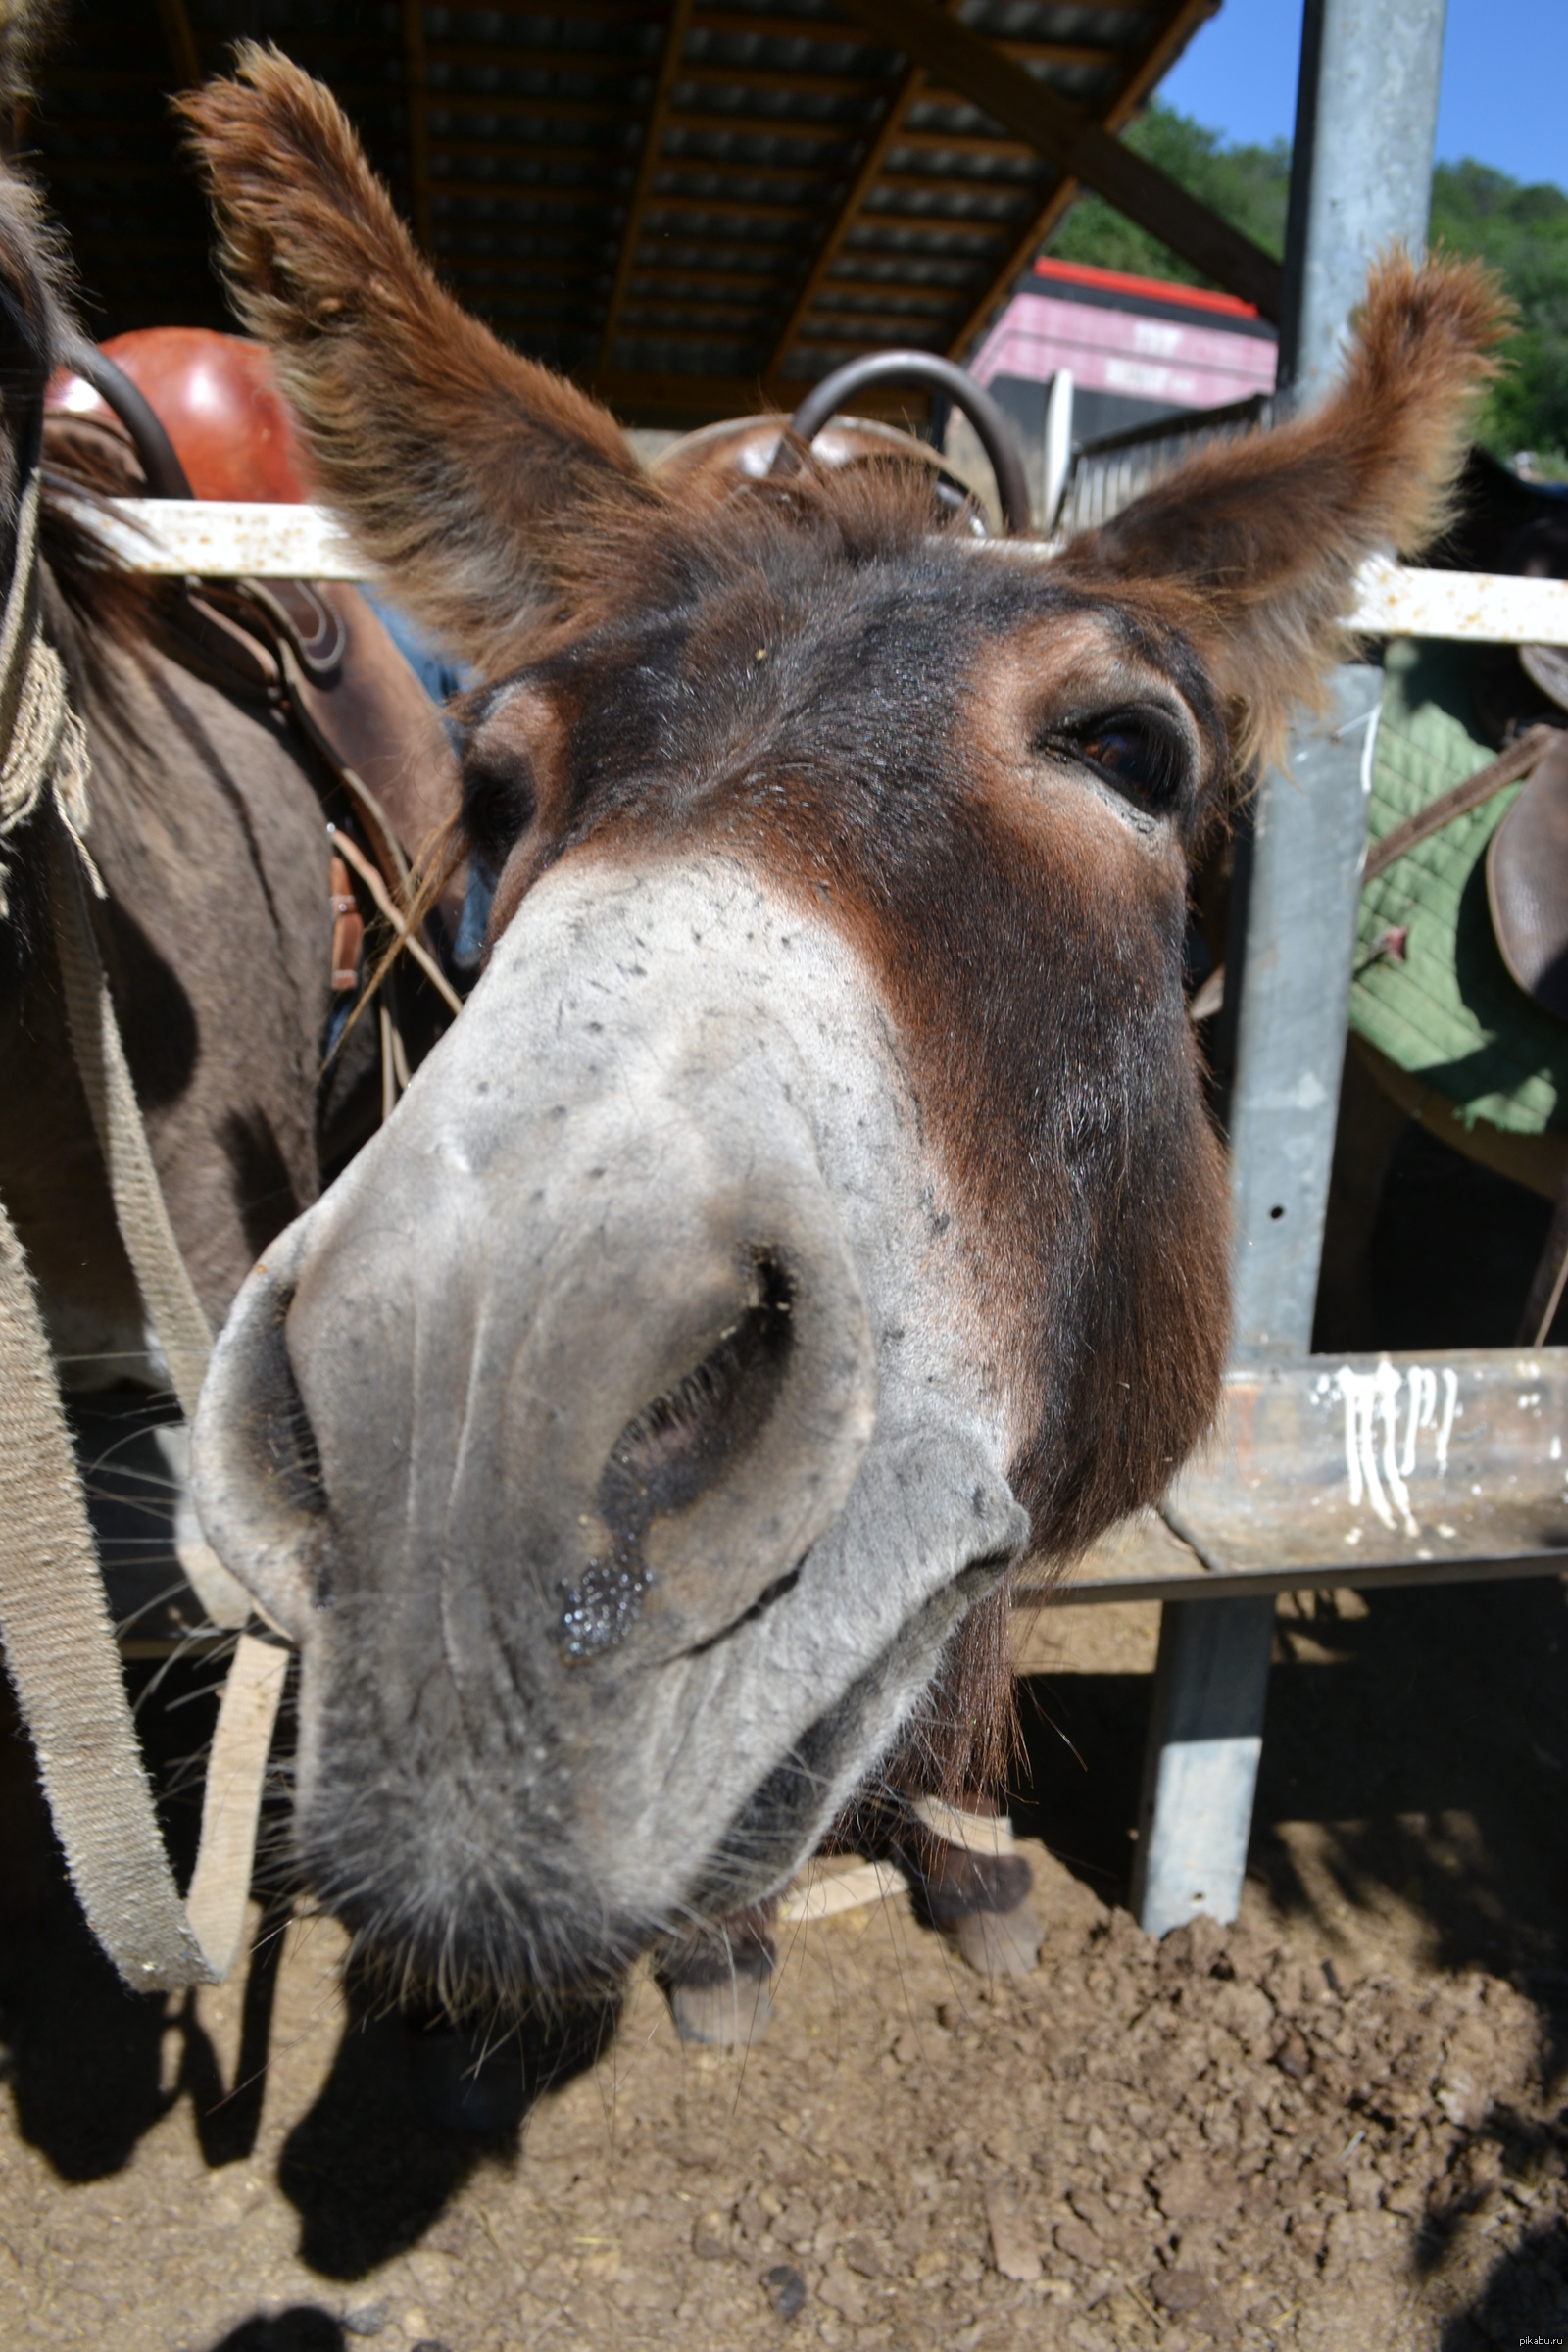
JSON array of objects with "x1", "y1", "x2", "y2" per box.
[{"x1": 971, "y1": 290, "x2": 1278, "y2": 411}]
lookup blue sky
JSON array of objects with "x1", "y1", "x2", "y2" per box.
[{"x1": 1160, "y1": 0, "x2": 1568, "y2": 192}]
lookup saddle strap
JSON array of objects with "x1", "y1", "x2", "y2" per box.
[
  {"x1": 1362, "y1": 722, "x2": 1562, "y2": 882},
  {"x1": 0, "y1": 1180, "x2": 287, "y2": 1988},
  {"x1": 45, "y1": 820, "x2": 251, "y2": 1628},
  {"x1": 0, "y1": 812, "x2": 291, "y2": 1992}
]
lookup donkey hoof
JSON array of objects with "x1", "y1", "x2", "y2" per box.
[
  {"x1": 955, "y1": 1898, "x2": 1042, "y2": 1979},
  {"x1": 668, "y1": 1974, "x2": 774, "y2": 2048}
]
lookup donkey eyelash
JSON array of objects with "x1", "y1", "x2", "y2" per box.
[{"x1": 1044, "y1": 708, "x2": 1193, "y2": 816}]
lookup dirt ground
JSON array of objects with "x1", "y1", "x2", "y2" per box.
[{"x1": 2, "y1": 1573, "x2": 1567, "y2": 2352}]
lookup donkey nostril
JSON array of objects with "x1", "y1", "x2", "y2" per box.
[
  {"x1": 601, "y1": 1251, "x2": 794, "y2": 1526},
  {"x1": 192, "y1": 1250, "x2": 336, "y2": 1640},
  {"x1": 557, "y1": 1252, "x2": 796, "y2": 1661}
]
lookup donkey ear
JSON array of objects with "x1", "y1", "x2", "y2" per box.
[
  {"x1": 1057, "y1": 253, "x2": 1510, "y2": 769},
  {"x1": 180, "y1": 45, "x2": 659, "y2": 674}
]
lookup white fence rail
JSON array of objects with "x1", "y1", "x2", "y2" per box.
[{"x1": 88, "y1": 499, "x2": 1568, "y2": 648}]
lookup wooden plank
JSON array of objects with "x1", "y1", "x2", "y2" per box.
[
  {"x1": 428, "y1": 138, "x2": 637, "y2": 168},
  {"x1": 423, "y1": 180, "x2": 621, "y2": 209},
  {"x1": 1016, "y1": 1345, "x2": 1568, "y2": 1607},
  {"x1": 1018, "y1": 1524, "x2": 1568, "y2": 1610},
  {"x1": 762, "y1": 2, "x2": 949, "y2": 386},
  {"x1": 894, "y1": 129, "x2": 1041, "y2": 159},
  {"x1": 646, "y1": 157, "x2": 847, "y2": 184},
  {"x1": 423, "y1": 93, "x2": 644, "y2": 123},
  {"x1": 1351, "y1": 559, "x2": 1568, "y2": 643},
  {"x1": 813, "y1": 276, "x2": 958, "y2": 304},
  {"x1": 425, "y1": 43, "x2": 659, "y2": 77},
  {"x1": 689, "y1": 7, "x2": 886, "y2": 41},
  {"x1": 944, "y1": 0, "x2": 1220, "y2": 360},
  {"x1": 877, "y1": 170, "x2": 1046, "y2": 199},
  {"x1": 839, "y1": 0, "x2": 1279, "y2": 318},
  {"x1": 640, "y1": 192, "x2": 815, "y2": 220},
  {"x1": 598, "y1": 0, "x2": 697, "y2": 370},
  {"x1": 663, "y1": 107, "x2": 858, "y2": 141},
  {"x1": 677, "y1": 63, "x2": 884, "y2": 95},
  {"x1": 627, "y1": 266, "x2": 795, "y2": 289},
  {"x1": 849, "y1": 209, "x2": 1010, "y2": 239},
  {"x1": 93, "y1": 505, "x2": 1568, "y2": 658}
]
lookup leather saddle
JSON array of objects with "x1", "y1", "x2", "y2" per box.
[{"x1": 44, "y1": 328, "x2": 466, "y2": 963}]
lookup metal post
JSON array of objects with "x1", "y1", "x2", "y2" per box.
[{"x1": 1133, "y1": 0, "x2": 1448, "y2": 1939}]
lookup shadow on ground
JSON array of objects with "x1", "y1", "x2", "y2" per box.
[
  {"x1": 0, "y1": 1649, "x2": 612, "y2": 2279},
  {"x1": 0, "y1": 1658, "x2": 221, "y2": 2182},
  {"x1": 208, "y1": 2311, "x2": 346, "y2": 2352},
  {"x1": 277, "y1": 1983, "x2": 615, "y2": 2278},
  {"x1": 1013, "y1": 1576, "x2": 1568, "y2": 1979},
  {"x1": 1439, "y1": 2217, "x2": 1568, "y2": 2347}
]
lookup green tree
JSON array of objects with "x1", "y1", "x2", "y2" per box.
[
  {"x1": 1050, "y1": 104, "x2": 1568, "y2": 465},
  {"x1": 1429, "y1": 161, "x2": 1568, "y2": 464},
  {"x1": 1049, "y1": 103, "x2": 1289, "y2": 284}
]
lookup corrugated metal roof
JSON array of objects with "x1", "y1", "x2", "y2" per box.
[{"x1": 22, "y1": 0, "x2": 1219, "y2": 425}]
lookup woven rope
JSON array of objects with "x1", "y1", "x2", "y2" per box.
[{"x1": 0, "y1": 436, "x2": 282, "y2": 1989}]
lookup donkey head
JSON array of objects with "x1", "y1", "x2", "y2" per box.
[{"x1": 183, "y1": 50, "x2": 1502, "y2": 2008}]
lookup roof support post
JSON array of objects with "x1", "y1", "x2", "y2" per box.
[
  {"x1": 1280, "y1": 0, "x2": 1449, "y2": 396},
  {"x1": 1135, "y1": 0, "x2": 1448, "y2": 1940}
]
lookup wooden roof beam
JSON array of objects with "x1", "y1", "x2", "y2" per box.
[
  {"x1": 597, "y1": 0, "x2": 697, "y2": 372},
  {"x1": 761, "y1": 51, "x2": 927, "y2": 387},
  {"x1": 838, "y1": 0, "x2": 1278, "y2": 318},
  {"x1": 943, "y1": 0, "x2": 1225, "y2": 361}
]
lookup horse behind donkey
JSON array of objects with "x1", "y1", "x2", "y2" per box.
[
  {"x1": 0, "y1": 148, "x2": 465, "y2": 1993},
  {"x1": 183, "y1": 48, "x2": 1505, "y2": 2034}
]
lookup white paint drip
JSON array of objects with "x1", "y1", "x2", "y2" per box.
[
  {"x1": 1400, "y1": 1364, "x2": 1437, "y2": 1479},
  {"x1": 1376, "y1": 1361, "x2": 1420, "y2": 1538},
  {"x1": 1335, "y1": 1360, "x2": 1464, "y2": 1536},
  {"x1": 1436, "y1": 1368, "x2": 1459, "y2": 1477}
]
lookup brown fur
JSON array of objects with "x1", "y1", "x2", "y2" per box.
[
  {"x1": 180, "y1": 54, "x2": 1512, "y2": 1977},
  {"x1": 178, "y1": 45, "x2": 658, "y2": 679},
  {"x1": 1058, "y1": 251, "x2": 1509, "y2": 770},
  {"x1": 0, "y1": 152, "x2": 367, "y2": 1364}
]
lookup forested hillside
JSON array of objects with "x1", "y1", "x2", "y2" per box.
[{"x1": 1050, "y1": 105, "x2": 1568, "y2": 465}]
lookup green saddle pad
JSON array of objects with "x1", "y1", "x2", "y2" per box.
[{"x1": 1350, "y1": 637, "x2": 1568, "y2": 1137}]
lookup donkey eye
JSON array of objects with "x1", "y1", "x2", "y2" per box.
[
  {"x1": 462, "y1": 747, "x2": 537, "y2": 868},
  {"x1": 1058, "y1": 710, "x2": 1190, "y2": 815}
]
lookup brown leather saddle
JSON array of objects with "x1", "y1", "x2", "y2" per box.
[{"x1": 44, "y1": 329, "x2": 466, "y2": 1003}]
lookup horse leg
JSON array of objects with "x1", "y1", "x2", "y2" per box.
[{"x1": 662, "y1": 1899, "x2": 778, "y2": 2048}]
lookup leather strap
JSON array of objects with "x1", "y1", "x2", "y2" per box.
[
  {"x1": 1363, "y1": 723, "x2": 1562, "y2": 882},
  {"x1": 0, "y1": 824, "x2": 286, "y2": 1991}
]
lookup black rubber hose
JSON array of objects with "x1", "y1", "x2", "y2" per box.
[
  {"x1": 778, "y1": 350, "x2": 1032, "y2": 537},
  {"x1": 58, "y1": 335, "x2": 193, "y2": 500}
]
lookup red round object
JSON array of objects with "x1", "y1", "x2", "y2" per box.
[{"x1": 46, "y1": 327, "x2": 310, "y2": 502}]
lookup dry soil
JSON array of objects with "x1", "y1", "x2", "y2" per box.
[{"x1": 1, "y1": 1577, "x2": 1566, "y2": 2352}]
